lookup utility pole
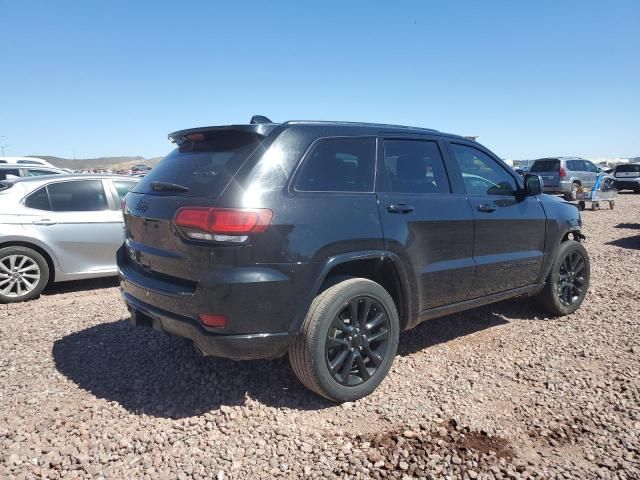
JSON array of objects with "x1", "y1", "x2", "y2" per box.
[{"x1": 0, "y1": 144, "x2": 8, "y2": 157}]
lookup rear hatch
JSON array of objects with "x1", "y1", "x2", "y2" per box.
[
  {"x1": 614, "y1": 164, "x2": 640, "y2": 178},
  {"x1": 122, "y1": 128, "x2": 267, "y2": 284},
  {"x1": 530, "y1": 159, "x2": 561, "y2": 187}
]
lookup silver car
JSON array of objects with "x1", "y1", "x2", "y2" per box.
[
  {"x1": 0, "y1": 174, "x2": 138, "y2": 303},
  {"x1": 529, "y1": 157, "x2": 601, "y2": 200},
  {"x1": 0, "y1": 164, "x2": 65, "y2": 180}
]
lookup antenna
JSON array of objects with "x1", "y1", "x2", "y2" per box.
[{"x1": 250, "y1": 115, "x2": 273, "y2": 124}]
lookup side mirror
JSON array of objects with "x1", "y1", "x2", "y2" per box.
[{"x1": 524, "y1": 174, "x2": 543, "y2": 196}]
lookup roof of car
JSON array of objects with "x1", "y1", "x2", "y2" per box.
[
  {"x1": 169, "y1": 119, "x2": 470, "y2": 143},
  {"x1": 4, "y1": 173, "x2": 139, "y2": 184},
  {"x1": 0, "y1": 164, "x2": 63, "y2": 169}
]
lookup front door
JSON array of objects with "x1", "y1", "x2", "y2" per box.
[
  {"x1": 446, "y1": 142, "x2": 547, "y2": 297},
  {"x1": 376, "y1": 138, "x2": 476, "y2": 313}
]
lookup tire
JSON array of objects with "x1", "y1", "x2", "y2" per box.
[
  {"x1": 563, "y1": 182, "x2": 579, "y2": 201},
  {"x1": 289, "y1": 278, "x2": 400, "y2": 402},
  {"x1": 0, "y1": 246, "x2": 50, "y2": 303},
  {"x1": 535, "y1": 240, "x2": 589, "y2": 317}
]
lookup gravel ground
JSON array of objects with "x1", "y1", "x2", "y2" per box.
[{"x1": 1, "y1": 194, "x2": 639, "y2": 479}]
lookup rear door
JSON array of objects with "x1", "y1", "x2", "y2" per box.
[
  {"x1": 24, "y1": 179, "x2": 124, "y2": 274},
  {"x1": 376, "y1": 137, "x2": 475, "y2": 311},
  {"x1": 446, "y1": 142, "x2": 546, "y2": 297}
]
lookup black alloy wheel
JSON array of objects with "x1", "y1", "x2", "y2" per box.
[
  {"x1": 556, "y1": 250, "x2": 587, "y2": 306},
  {"x1": 325, "y1": 296, "x2": 391, "y2": 387}
]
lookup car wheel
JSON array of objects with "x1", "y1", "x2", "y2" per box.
[
  {"x1": 289, "y1": 278, "x2": 400, "y2": 402},
  {"x1": 535, "y1": 240, "x2": 589, "y2": 316},
  {"x1": 0, "y1": 246, "x2": 50, "y2": 303},
  {"x1": 563, "y1": 182, "x2": 579, "y2": 201}
]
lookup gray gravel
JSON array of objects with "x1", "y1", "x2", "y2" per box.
[{"x1": 1, "y1": 194, "x2": 639, "y2": 479}]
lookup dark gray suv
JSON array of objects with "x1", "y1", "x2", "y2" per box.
[{"x1": 118, "y1": 117, "x2": 589, "y2": 402}]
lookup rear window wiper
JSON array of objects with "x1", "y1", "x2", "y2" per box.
[{"x1": 150, "y1": 181, "x2": 190, "y2": 192}]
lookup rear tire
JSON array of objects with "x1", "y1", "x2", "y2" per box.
[
  {"x1": 564, "y1": 182, "x2": 579, "y2": 201},
  {"x1": 0, "y1": 246, "x2": 50, "y2": 303},
  {"x1": 535, "y1": 240, "x2": 589, "y2": 316},
  {"x1": 289, "y1": 278, "x2": 399, "y2": 402}
]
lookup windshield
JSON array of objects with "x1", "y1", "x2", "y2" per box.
[{"x1": 134, "y1": 130, "x2": 262, "y2": 197}]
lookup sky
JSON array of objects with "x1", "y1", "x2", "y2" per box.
[{"x1": 1, "y1": 0, "x2": 638, "y2": 160}]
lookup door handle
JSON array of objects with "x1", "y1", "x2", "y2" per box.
[
  {"x1": 476, "y1": 204, "x2": 496, "y2": 213},
  {"x1": 387, "y1": 204, "x2": 414, "y2": 214},
  {"x1": 32, "y1": 219, "x2": 57, "y2": 226}
]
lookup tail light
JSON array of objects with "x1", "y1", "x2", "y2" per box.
[
  {"x1": 174, "y1": 207, "x2": 272, "y2": 242},
  {"x1": 559, "y1": 167, "x2": 567, "y2": 178}
]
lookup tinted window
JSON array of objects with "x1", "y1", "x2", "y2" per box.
[
  {"x1": 583, "y1": 161, "x2": 597, "y2": 172},
  {"x1": 113, "y1": 181, "x2": 137, "y2": 201},
  {"x1": 27, "y1": 169, "x2": 59, "y2": 176},
  {"x1": 134, "y1": 131, "x2": 262, "y2": 197},
  {"x1": 450, "y1": 144, "x2": 517, "y2": 196},
  {"x1": 615, "y1": 164, "x2": 640, "y2": 173},
  {"x1": 530, "y1": 160, "x2": 559, "y2": 172},
  {"x1": 24, "y1": 187, "x2": 52, "y2": 210},
  {"x1": 0, "y1": 169, "x2": 20, "y2": 180},
  {"x1": 47, "y1": 180, "x2": 108, "y2": 212},
  {"x1": 567, "y1": 160, "x2": 588, "y2": 171},
  {"x1": 382, "y1": 140, "x2": 450, "y2": 193},
  {"x1": 295, "y1": 137, "x2": 375, "y2": 192}
]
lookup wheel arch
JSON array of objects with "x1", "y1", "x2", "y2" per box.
[
  {"x1": 0, "y1": 239, "x2": 57, "y2": 285},
  {"x1": 296, "y1": 250, "x2": 414, "y2": 333}
]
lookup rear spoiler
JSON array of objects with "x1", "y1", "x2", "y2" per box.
[{"x1": 169, "y1": 117, "x2": 279, "y2": 144}]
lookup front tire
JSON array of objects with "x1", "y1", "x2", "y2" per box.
[
  {"x1": 0, "y1": 246, "x2": 50, "y2": 303},
  {"x1": 289, "y1": 278, "x2": 400, "y2": 402},
  {"x1": 535, "y1": 240, "x2": 589, "y2": 316}
]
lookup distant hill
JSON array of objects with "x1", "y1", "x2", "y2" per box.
[{"x1": 28, "y1": 155, "x2": 164, "y2": 170}]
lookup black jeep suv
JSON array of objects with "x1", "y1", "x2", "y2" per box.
[{"x1": 118, "y1": 117, "x2": 589, "y2": 402}]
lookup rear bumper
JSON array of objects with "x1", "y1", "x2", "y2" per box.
[
  {"x1": 122, "y1": 292, "x2": 295, "y2": 359},
  {"x1": 116, "y1": 245, "x2": 317, "y2": 359}
]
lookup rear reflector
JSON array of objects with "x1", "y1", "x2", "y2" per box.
[
  {"x1": 174, "y1": 208, "x2": 272, "y2": 236},
  {"x1": 199, "y1": 314, "x2": 227, "y2": 328}
]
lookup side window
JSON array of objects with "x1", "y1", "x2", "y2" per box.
[
  {"x1": 381, "y1": 140, "x2": 450, "y2": 193},
  {"x1": 27, "y1": 169, "x2": 57, "y2": 177},
  {"x1": 24, "y1": 187, "x2": 52, "y2": 210},
  {"x1": 450, "y1": 143, "x2": 517, "y2": 196},
  {"x1": 295, "y1": 137, "x2": 375, "y2": 192},
  {"x1": 47, "y1": 180, "x2": 109, "y2": 212},
  {"x1": 0, "y1": 169, "x2": 20, "y2": 180},
  {"x1": 113, "y1": 181, "x2": 137, "y2": 201},
  {"x1": 584, "y1": 161, "x2": 597, "y2": 172}
]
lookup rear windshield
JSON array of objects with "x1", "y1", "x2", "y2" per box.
[
  {"x1": 615, "y1": 164, "x2": 640, "y2": 173},
  {"x1": 530, "y1": 159, "x2": 560, "y2": 172},
  {"x1": 134, "y1": 131, "x2": 262, "y2": 196}
]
